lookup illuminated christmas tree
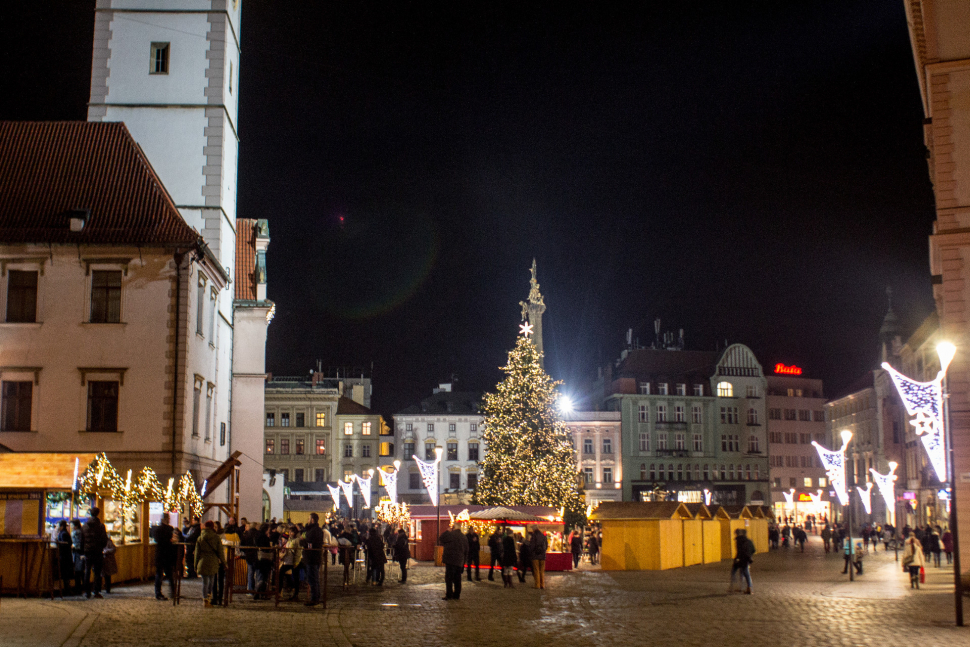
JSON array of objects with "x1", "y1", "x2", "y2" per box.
[{"x1": 473, "y1": 329, "x2": 585, "y2": 516}]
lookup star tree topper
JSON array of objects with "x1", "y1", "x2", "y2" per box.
[{"x1": 519, "y1": 321, "x2": 534, "y2": 337}]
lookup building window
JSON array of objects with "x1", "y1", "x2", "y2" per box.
[
  {"x1": 584, "y1": 467, "x2": 594, "y2": 484},
  {"x1": 316, "y1": 439, "x2": 326, "y2": 455},
  {"x1": 658, "y1": 383, "x2": 669, "y2": 395},
  {"x1": 295, "y1": 438, "x2": 305, "y2": 455},
  {"x1": 746, "y1": 385, "x2": 758, "y2": 398},
  {"x1": 603, "y1": 468, "x2": 613, "y2": 484},
  {"x1": 427, "y1": 423, "x2": 434, "y2": 433},
  {"x1": 403, "y1": 441, "x2": 415, "y2": 458},
  {"x1": 716, "y1": 382, "x2": 733, "y2": 397},
  {"x1": 639, "y1": 382, "x2": 650, "y2": 395},
  {"x1": 691, "y1": 405, "x2": 702, "y2": 424},
  {"x1": 658, "y1": 464, "x2": 666, "y2": 480},
  {"x1": 720, "y1": 407, "x2": 739, "y2": 424},
  {"x1": 266, "y1": 413, "x2": 275, "y2": 427},
  {"x1": 747, "y1": 408, "x2": 759, "y2": 425},
  {"x1": 296, "y1": 412, "x2": 305, "y2": 427},
  {"x1": 1, "y1": 381, "x2": 32, "y2": 431},
  {"x1": 344, "y1": 422, "x2": 353, "y2": 435},
  {"x1": 674, "y1": 405, "x2": 685, "y2": 422},
  {"x1": 279, "y1": 469, "x2": 289, "y2": 483},
  {"x1": 819, "y1": 477, "x2": 827, "y2": 487},
  {"x1": 639, "y1": 432, "x2": 650, "y2": 452},
  {"x1": 649, "y1": 464, "x2": 656, "y2": 480},
  {"x1": 446, "y1": 442, "x2": 458, "y2": 461},
  {"x1": 693, "y1": 384, "x2": 704, "y2": 396},
  {"x1": 676, "y1": 464, "x2": 683, "y2": 481},
  {"x1": 449, "y1": 423, "x2": 456, "y2": 433},
  {"x1": 409, "y1": 472, "x2": 420, "y2": 489},
  {"x1": 798, "y1": 409, "x2": 811, "y2": 421},
  {"x1": 465, "y1": 443, "x2": 478, "y2": 461},
  {"x1": 280, "y1": 438, "x2": 290, "y2": 455},
  {"x1": 693, "y1": 433, "x2": 703, "y2": 452},
  {"x1": 675, "y1": 432, "x2": 686, "y2": 450},
  {"x1": 87, "y1": 381, "x2": 119, "y2": 432},
  {"x1": 784, "y1": 432, "x2": 797, "y2": 444},
  {"x1": 657, "y1": 433, "x2": 668, "y2": 450},
  {"x1": 316, "y1": 411, "x2": 326, "y2": 426},
  {"x1": 449, "y1": 473, "x2": 460, "y2": 490},
  {"x1": 803, "y1": 477, "x2": 813, "y2": 487},
  {"x1": 720, "y1": 434, "x2": 740, "y2": 452},
  {"x1": 294, "y1": 469, "x2": 304, "y2": 483},
  {"x1": 405, "y1": 423, "x2": 413, "y2": 432},
  {"x1": 208, "y1": 291, "x2": 216, "y2": 341},
  {"x1": 90, "y1": 270, "x2": 122, "y2": 323},
  {"x1": 362, "y1": 421, "x2": 372, "y2": 435},
  {"x1": 196, "y1": 277, "x2": 206, "y2": 335},
  {"x1": 220, "y1": 422, "x2": 226, "y2": 446},
  {"x1": 676, "y1": 383, "x2": 686, "y2": 396},
  {"x1": 703, "y1": 464, "x2": 709, "y2": 480},
  {"x1": 814, "y1": 410, "x2": 826, "y2": 422},
  {"x1": 583, "y1": 438, "x2": 594, "y2": 454},
  {"x1": 150, "y1": 42, "x2": 170, "y2": 74},
  {"x1": 768, "y1": 408, "x2": 781, "y2": 420},
  {"x1": 425, "y1": 443, "x2": 436, "y2": 460},
  {"x1": 191, "y1": 381, "x2": 201, "y2": 437},
  {"x1": 656, "y1": 405, "x2": 667, "y2": 423},
  {"x1": 265, "y1": 439, "x2": 274, "y2": 454},
  {"x1": 638, "y1": 405, "x2": 648, "y2": 422},
  {"x1": 467, "y1": 473, "x2": 478, "y2": 490},
  {"x1": 380, "y1": 442, "x2": 394, "y2": 457},
  {"x1": 470, "y1": 423, "x2": 477, "y2": 433},
  {"x1": 6, "y1": 270, "x2": 37, "y2": 323},
  {"x1": 344, "y1": 444, "x2": 353, "y2": 458},
  {"x1": 784, "y1": 409, "x2": 797, "y2": 421},
  {"x1": 315, "y1": 469, "x2": 326, "y2": 482},
  {"x1": 602, "y1": 438, "x2": 613, "y2": 454},
  {"x1": 281, "y1": 413, "x2": 290, "y2": 427},
  {"x1": 362, "y1": 444, "x2": 371, "y2": 458},
  {"x1": 748, "y1": 435, "x2": 760, "y2": 453},
  {"x1": 204, "y1": 386, "x2": 212, "y2": 441}
]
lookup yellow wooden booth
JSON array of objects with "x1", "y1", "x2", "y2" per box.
[
  {"x1": 590, "y1": 502, "x2": 692, "y2": 571},
  {"x1": 748, "y1": 506, "x2": 771, "y2": 554},
  {"x1": 701, "y1": 506, "x2": 723, "y2": 564},
  {"x1": 681, "y1": 503, "x2": 711, "y2": 567}
]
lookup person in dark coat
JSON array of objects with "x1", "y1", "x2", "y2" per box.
[
  {"x1": 300, "y1": 513, "x2": 325, "y2": 606},
  {"x1": 183, "y1": 516, "x2": 201, "y2": 578},
  {"x1": 518, "y1": 531, "x2": 533, "y2": 583},
  {"x1": 102, "y1": 537, "x2": 118, "y2": 594},
  {"x1": 393, "y1": 528, "x2": 411, "y2": 582},
  {"x1": 366, "y1": 524, "x2": 387, "y2": 586},
  {"x1": 82, "y1": 507, "x2": 109, "y2": 598},
  {"x1": 55, "y1": 520, "x2": 75, "y2": 595},
  {"x1": 152, "y1": 513, "x2": 178, "y2": 600},
  {"x1": 570, "y1": 531, "x2": 583, "y2": 568},
  {"x1": 487, "y1": 529, "x2": 503, "y2": 581},
  {"x1": 729, "y1": 528, "x2": 756, "y2": 594},
  {"x1": 241, "y1": 521, "x2": 259, "y2": 593},
  {"x1": 254, "y1": 523, "x2": 274, "y2": 599},
  {"x1": 71, "y1": 519, "x2": 85, "y2": 595},
  {"x1": 438, "y1": 524, "x2": 469, "y2": 600},
  {"x1": 466, "y1": 528, "x2": 481, "y2": 581},
  {"x1": 501, "y1": 528, "x2": 518, "y2": 588},
  {"x1": 587, "y1": 531, "x2": 600, "y2": 565}
]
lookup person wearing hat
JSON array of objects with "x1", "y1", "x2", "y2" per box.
[{"x1": 82, "y1": 507, "x2": 109, "y2": 599}]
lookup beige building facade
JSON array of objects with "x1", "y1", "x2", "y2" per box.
[{"x1": 563, "y1": 411, "x2": 623, "y2": 506}]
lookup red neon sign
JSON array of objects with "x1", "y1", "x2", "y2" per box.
[{"x1": 774, "y1": 363, "x2": 803, "y2": 375}]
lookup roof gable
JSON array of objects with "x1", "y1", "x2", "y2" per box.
[{"x1": 0, "y1": 121, "x2": 198, "y2": 246}]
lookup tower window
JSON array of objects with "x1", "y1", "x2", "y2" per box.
[{"x1": 150, "y1": 42, "x2": 170, "y2": 75}]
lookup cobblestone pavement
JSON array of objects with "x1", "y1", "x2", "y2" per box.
[{"x1": 2, "y1": 536, "x2": 966, "y2": 646}]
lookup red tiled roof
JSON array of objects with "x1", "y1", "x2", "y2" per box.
[
  {"x1": 0, "y1": 121, "x2": 199, "y2": 246},
  {"x1": 235, "y1": 218, "x2": 257, "y2": 300}
]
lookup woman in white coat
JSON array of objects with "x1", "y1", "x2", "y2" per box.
[{"x1": 902, "y1": 532, "x2": 925, "y2": 589}]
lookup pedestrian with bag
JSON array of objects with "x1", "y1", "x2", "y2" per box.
[
  {"x1": 194, "y1": 520, "x2": 225, "y2": 607},
  {"x1": 902, "y1": 532, "x2": 926, "y2": 589}
]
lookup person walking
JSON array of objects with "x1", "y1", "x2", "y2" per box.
[
  {"x1": 194, "y1": 520, "x2": 225, "y2": 607},
  {"x1": 794, "y1": 526, "x2": 807, "y2": 553},
  {"x1": 570, "y1": 530, "x2": 583, "y2": 568},
  {"x1": 587, "y1": 531, "x2": 600, "y2": 565},
  {"x1": 253, "y1": 523, "x2": 274, "y2": 599},
  {"x1": 929, "y1": 526, "x2": 942, "y2": 567},
  {"x1": 821, "y1": 524, "x2": 832, "y2": 553},
  {"x1": 393, "y1": 528, "x2": 410, "y2": 583},
  {"x1": 55, "y1": 520, "x2": 74, "y2": 595},
  {"x1": 518, "y1": 531, "x2": 533, "y2": 583},
  {"x1": 301, "y1": 513, "x2": 325, "y2": 606},
  {"x1": 82, "y1": 507, "x2": 108, "y2": 599},
  {"x1": 466, "y1": 527, "x2": 481, "y2": 581},
  {"x1": 278, "y1": 526, "x2": 303, "y2": 600},
  {"x1": 942, "y1": 528, "x2": 954, "y2": 565},
  {"x1": 501, "y1": 528, "x2": 518, "y2": 588},
  {"x1": 902, "y1": 532, "x2": 926, "y2": 589},
  {"x1": 102, "y1": 537, "x2": 118, "y2": 594},
  {"x1": 487, "y1": 528, "x2": 503, "y2": 581},
  {"x1": 367, "y1": 523, "x2": 387, "y2": 586},
  {"x1": 152, "y1": 513, "x2": 179, "y2": 600},
  {"x1": 529, "y1": 526, "x2": 548, "y2": 589},
  {"x1": 438, "y1": 523, "x2": 469, "y2": 600},
  {"x1": 729, "y1": 528, "x2": 755, "y2": 594},
  {"x1": 71, "y1": 519, "x2": 85, "y2": 596}
]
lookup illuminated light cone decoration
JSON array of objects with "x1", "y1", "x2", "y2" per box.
[
  {"x1": 881, "y1": 348, "x2": 954, "y2": 482},
  {"x1": 338, "y1": 478, "x2": 355, "y2": 509},
  {"x1": 472, "y1": 329, "x2": 585, "y2": 517},
  {"x1": 413, "y1": 454, "x2": 441, "y2": 506},
  {"x1": 782, "y1": 489, "x2": 795, "y2": 505},
  {"x1": 809, "y1": 489, "x2": 824, "y2": 515},
  {"x1": 378, "y1": 466, "x2": 399, "y2": 505},
  {"x1": 812, "y1": 434, "x2": 851, "y2": 506},
  {"x1": 869, "y1": 462, "x2": 898, "y2": 515},
  {"x1": 327, "y1": 484, "x2": 342, "y2": 510},
  {"x1": 354, "y1": 473, "x2": 373, "y2": 508},
  {"x1": 857, "y1": 482, "x2": 874, "y2": 515}
]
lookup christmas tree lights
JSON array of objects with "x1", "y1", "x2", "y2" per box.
[
  {"x1": 882, "y1": 358, "x2": 950, "y2": 483},
  {"x1": 472, "y1": 334, "x2": 585, "y2": 517}
]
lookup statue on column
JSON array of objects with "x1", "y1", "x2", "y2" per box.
[{"x1": 519, "y1": 259, "x2": 546, "y2": 366}]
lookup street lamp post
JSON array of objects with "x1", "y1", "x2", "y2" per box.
[
  {"x1": 938, "y1": 342, "x2": 964, "y2": 627},
  {"x1": 842, "y1": 429, "x2": 855, "y2": 583},
  {"x1": 435, "y1": 446, "x2": 443, "y2": 547}
]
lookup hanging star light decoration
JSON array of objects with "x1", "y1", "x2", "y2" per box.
[
  {"x1": 354, "y1": 473, "x2": 373, "y2": 508},
  {"x1": 808, "y1": 489, "x2": 823, "y2": 514},
  {"x1": 812, "y1": 434, "x2": 851, "y2": 506},
  {"x1": 782, "y1": 489, "x2": 795, "y2": 504},
  {"x1": 882, "y1": 358, "x2": 950, "y2": 482},
  {"x1": 856, "y1": 482, "x2": 874, "y2": 515},
  {"x1": 378, "y1": 466, "x2": 399, "y2": 505},
  {"x1": 413, "y1": 454, "x2": 441, "y2": 506},
  {"x1": 338, "y1": 478, "x2": 355, "y2": 509},
  {"x1": 869, "y1": 462, "x2": 898, "y2": 516},
  {"x1": 519, "y1": 321, "x2": 534, "y2": 337},
  {"x1": 326, "y1": 484, "x2": 342, "y2": 510}
]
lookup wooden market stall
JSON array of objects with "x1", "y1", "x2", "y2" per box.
[
  {"x1": 681, "y1": 503, "x2": 712, "y2": 567},
  {"x1": 590, "y1": 502, "x2": 693, "y2": 571},
  {"x1": 748, "y1": 505, "x2": 771, "y2": 554},
  {"x1": 716, "y1": 505, "x2": 754, "y2": 560},
  {"x1": 701, "y1": 506, "x2": 724, "y2": 564}
]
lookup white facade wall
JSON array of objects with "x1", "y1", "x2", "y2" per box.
[
  {"x1": 563, "y1": 412, "x2": 623, "y2": 505},
  {"x1": 394, "y1": 414, "x2": 485, "y2": 503}
]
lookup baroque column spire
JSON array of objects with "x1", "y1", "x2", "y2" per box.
[{"x1": 519, "y1": 259, "x2": 546, "y2": 367}]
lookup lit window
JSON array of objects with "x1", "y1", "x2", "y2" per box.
[
  {"x1": 344, "y1": 422, "x2": 353, "y2": 435},
  {"x1": 295, "y1": 438, "x2": 305, "y2": 455},
  {"x1": 316, "y1": 411, "x2": 326, "y2": 426},
  {"x1": 819, "y1": 477, "x2": 827, "y2": 487},
  {"x1": 362, "y1": 421, "x2": 372, "y2": 435},
  {"x1": 379, "y1": 441, "x2": 394, "y2": 457},
  {"x1": 150, "y1": 42, "x2": 170, "y2": 74},
  {"x1": 717, "y1": 382, "x2": 733, "y2": 397},
  {"x1": 804, "y1": 477, "x2": 813, "y2": 487},
  {"x1": 316, "y1": 439, "x2": 326, "y2": 455},
  {"x1": 265, "y1": 439, "x2": 274, "y2": 454}
]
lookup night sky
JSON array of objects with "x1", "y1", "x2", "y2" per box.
[{"x1": 1, "y1": 2, "x2": 937, "y2": 419}]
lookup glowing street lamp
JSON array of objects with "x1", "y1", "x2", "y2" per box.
[{"x1": 558, "y1": 395, "x2": 574, "y2": 415}]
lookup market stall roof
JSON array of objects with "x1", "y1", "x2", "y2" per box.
[
  {"x1": 0, "y1": 453, "x2": 97, "y2": 489},
  {"x1": 682, "y1": 503, "x2": 713, "y2": 520},
  {"x1": 718, "y1": 505, "x2": 754, "y2": 519},
  {"x1": 408, "y1": 504, "x2": 559, "y2": 521},
  {"x1": 468, "y1": 506, "x2": 556, "y2": 523},
  {"x1": 589, "y1": 501, "x2": 692, "y2": 521}
]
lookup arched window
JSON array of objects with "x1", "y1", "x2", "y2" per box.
[
  {"x1": 649, "y1": 464, "x2": 656, "y2": 480},
  {"x1": 729, "y1": 464, "x2": 735, "y2": 480},
  {"x1": 668, "y1": 464, "x2": 675, "y2": 481},
  {"x1": 640, "y1": 463, "x2": 647, "y2": 480},
  {"x1": 677, "y1": 464, "x2": 683, "y2": 481},
  {"x1": 717, "y1": 381, "x2": 733, "y2": 397},
  {"x1": 745, "y1": 464, "x2": 752, "y2": 480},
  {"x1": 703, "y1": 464, "x2": 709, "y2": 480}
]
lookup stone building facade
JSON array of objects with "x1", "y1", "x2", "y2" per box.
[{"x1": 562, "y1": 411, "x2": 623, "y2": 506}]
